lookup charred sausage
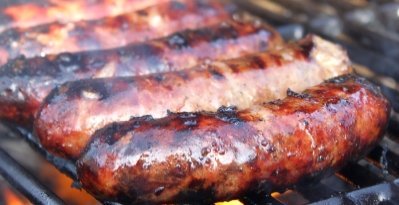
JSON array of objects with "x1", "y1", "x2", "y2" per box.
[
  {"x1": 0, "y1": 19, "x2": 281, "y2": 125},
  {"x1": 0, "y1": 0, "x2": 235, "y2": 64},
  {"x1": 77, "y1": 74, "x2": 390, "y2": 204},
  {"x1": 0, "y1": 0, "x2": 168, "y2": 32},
  {"x1": 35, "y1": 35, "x2": 351, "y2": 159}
]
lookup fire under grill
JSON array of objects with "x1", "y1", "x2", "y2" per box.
[{"x1": 1, "y1": 0, "x2": 399, "y2": 204}]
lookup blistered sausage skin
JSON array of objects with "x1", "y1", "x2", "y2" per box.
[
  {"x1": 0, "y1": 19, "x2": 281, "y2": 126},
  {"x1": 77, "y1": 75, "x2": 390, "y2": 204},
  {"x1": 0, "y1": 0, "x2": 235, "y2": 65},
  {"x1": 0, "y1": 0, "x2": 168, "y2": 33},
  {"x1": 35, "y1": 35, "x2": 351, "y2": 159}
]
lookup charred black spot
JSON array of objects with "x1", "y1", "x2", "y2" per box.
[
  {"x1": 130, "y1": 115, "x2": 154, "y2": 122},
  {"x1": 95, "y1": 115, "x2": 154, "y2": 146},
  {"x1": 83, "y1": 124, "x2": 130, "y2": 157},
  {"x1": 287, "y1": 88, "x2": 311, "y2": 99},
  {"x1": 325, "y1": 74, "x2": 354, "y2": 84},
  {"x1": 267, "y1": 99, "x2": 284, "y2": 106},
  {"x1": 130, "y1": 44, "x2": 163, "y2": 58},
  {"x1": 167, "y1": 34, "x2": 189, "y2": 49},
  {"x1": 250, "y1": 56, "x2": 266, "y2": 69},
  {"x1": 153, "y1": 73, "x2": 165, "y2": 83},
  {"x1": 354, "y1": 75, "x2": 383, "y2": 97},
  {"x1": 179, "y1": 112, "x2": 198, "y2": 119},
  {"x1": 216, "y1": 24, "x2": 239, "y2": 40},
  {"x1": 301, "y1": 119, "x2": 309, "y2": 127},
  {"x1": 56, "y1": 52, "x2": 82, "y2": 70},
  {"x1": 217, "y1": 106, "x2": 237, "y2": 113},
  {"x1": 216, "y1": 106, "x2": 242, "y2": 125},
  {"x1": 327, "y1": 74, "x2": 383, "y2": 96},
  {"x1": 299, "y1": 38, "x2": 315, "y2": 58},
  {"x1": 1, "y1": 55, "x2": 63, "y2": 77},
  {"x1": 177, "y1": 112, "x2": 198, "y2": 128},
  {"x1": 58, "y1": 79, "x2": 110, "y2": 101},
  {"x1": 83, "y1": 51, "x2": 107, "y2": 70},
  {"x1": 209, "y1": 68, "x2": 225, "y2": 80}
]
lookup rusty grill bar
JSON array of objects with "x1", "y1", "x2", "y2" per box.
[{"x1": 1, "y1": 0, "x2": 399, "y2": 204}]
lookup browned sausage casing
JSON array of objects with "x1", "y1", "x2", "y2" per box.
[
  {"x1": 35, "y1": 35, "x2": 351, "y2": 159},
  {"x1": 77, "y1": 75, "x2": 390, "y2": 204},
  {"x1": 0, "y1": 19, "x2": 280, "y2": 126},
  {"x1": 0, "y1": 0, "x2": 235, "y2": 64},
  {"x1": 0, "y1": 0, "x2": 167, "y2": 32}
]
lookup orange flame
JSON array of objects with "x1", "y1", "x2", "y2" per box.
[
  {"x1": 2, "y1": 187, "x2": 31, "y2": 205},
  {"x1": 215, "y1": 199, "x2": 244, "y2": 205},
  {"x1": 39, "y1": 163, "x2": 99, "y2": 205}
]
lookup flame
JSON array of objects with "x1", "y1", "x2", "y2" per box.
[
  {"x1": 39, "y1": 163, "x2": 99, "y2": 205},
  {"x1": 215, "y1": 199, "x2": 244, "y2": 205},
  {"x1": 2, "y1": 187, "x2": 31, "y2": 205}
]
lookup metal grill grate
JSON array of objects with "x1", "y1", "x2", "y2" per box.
[{"x1": 1, "y1": 0, "x2": 399, "y2": 204}]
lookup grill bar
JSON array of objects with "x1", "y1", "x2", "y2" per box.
[
  {"x1": 311, "y1": 179, "x2": 399, "y2": 204},
  {"x1": 0, "y1": 122, "x2": 78, "y2": 181},
  {"x1": 0, "y1": 147, "x2": 64, "y2": 205}
]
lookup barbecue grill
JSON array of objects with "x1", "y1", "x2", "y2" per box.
[{"x1": 1, "y1": 0, "x2": 399, "y2": 204}]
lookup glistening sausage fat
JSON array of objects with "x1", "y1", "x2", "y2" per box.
[
  {"x1": 0, "y1": 19, "x2": 280, "y2": 125},
  {"x1": 35, "y1": 35, "x2": 351, "y2": 159},
  {"x1": 77, "y1": 74, "x2": 390, "y2": 204}
]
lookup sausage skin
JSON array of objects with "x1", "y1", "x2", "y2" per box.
[
  {"x1": 35, "y1": 35, "x2": 351, "y2": 159},
  {"x1": 0, "y1": 0, "x2": 235, "y2": 64},
  {"x1": 0, "y1": 0, "x2": 168, "y2": 32},
  {"x1": 77, "y1": 75, "x2": 390, "y2": 204},
  {"x1": 0, "y1": 19, "x2": 281, "y2": 126}
]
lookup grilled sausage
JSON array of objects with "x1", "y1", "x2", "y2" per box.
[
  {"x1": 77, "y1": 75, "x2": 390, "y2": 204},
  {"x1": 0, "y1": 19, "x2": 281, "y2": 126},
  {"x1": 0, "y1": 0, "x2": 235, "y2": 65},
  {"x1": 0, "y1": 0, "x2": 167, "y2": 32},
  {"x1": 35, "y1": 35, "x2": 352, "y2": 159}
]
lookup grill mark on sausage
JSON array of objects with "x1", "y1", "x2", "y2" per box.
[
  {"x1": 0, "y1": 0, "x2": 237, "y2": 64},
  {"x1": 1, "y1": 19, "x2": 281, "y2": 126},
  {"x1": 34, "y1": 35, "x2": 350, "y2": 159}
]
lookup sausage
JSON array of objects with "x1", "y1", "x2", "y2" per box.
[
  {"x1": 77, "y1": 74, "x2": 390, "y2": 204},
  {"x1": 0, "y1": 19, "x2": 281, "y2": 126},
  {"x1": 0, "y1": 0, "x2": 236, "y2": 64},
  {"x1": 35, "y1": 35, "x2": 352, "y2": 159},
  {"x1": 0, "y1": 0, "x2": 167, "y2": 32}
]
